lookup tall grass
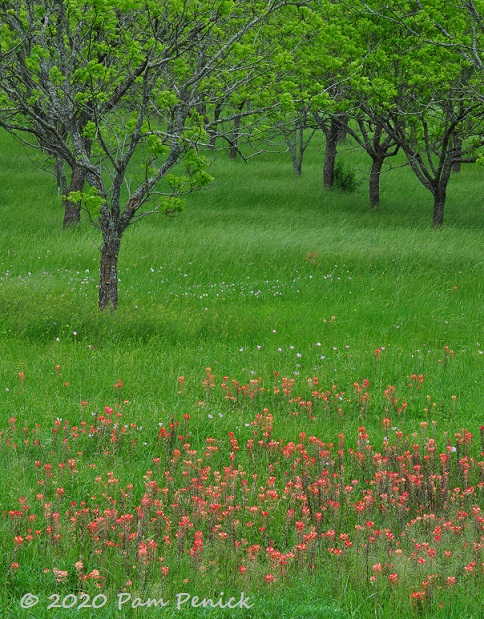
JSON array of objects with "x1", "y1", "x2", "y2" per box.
[{"x1": 0, "y1": 129, "x2": 483, "y2": 617}]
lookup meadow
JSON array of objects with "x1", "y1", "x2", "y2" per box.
[{"x1": 0, "y1": 129, "x2": 483, "y2": 618}]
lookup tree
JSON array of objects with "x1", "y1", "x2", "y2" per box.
[
  {"x1": 342, "y1": 0, "x2": 484, "y2": 225},
  {"x1": 337, "y1": 118, "x2": 399, "y2": 209},
  {"x1": 313, "y1": 113, "x2": 342, "y2": 187},
  {"x1": 358, "y1": 0, "x2": 484, "y2": 73},
  {"x1": 201, "y1": 2, "x2": 322, "y2": 167},
  {"x1": 298, "y1": 1, "x2": 369, "y2": 190},
  {"x1": 0, "y1": 0, "x2": 309, "y2": 310},
  {"x1": 377, "y1": 94, "x2": 483, "y2": 226},
  {"x1": 279, "y1": 107, "x2": 317, "y2": 176}
]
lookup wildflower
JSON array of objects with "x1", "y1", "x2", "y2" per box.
[
  {"x1": 464, "y1": 562, "x2": 477, "y2": 574},
  {"x1": 265, "y1": 573, "x2": 277, "y2": 583},
  {"x1": 52, "y1": 568, "x2": 69, "y2": 583}
]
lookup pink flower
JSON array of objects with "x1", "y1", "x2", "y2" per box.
[{"x1": 52, "y1": 568, "x2": 69, "y2": 582}]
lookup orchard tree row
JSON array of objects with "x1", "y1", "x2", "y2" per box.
[{"x1": 1, "y1": 0, "x2": 483, "y2": 310}]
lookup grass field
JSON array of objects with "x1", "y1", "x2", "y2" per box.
[{"x1": 0, "y1": 128, "x2": 483, "y2": 618}]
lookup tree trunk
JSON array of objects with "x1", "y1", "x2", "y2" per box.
[
  {"x1": 55, "y1": 154, "x2": 67, "y2": 197},
  {"x1": 295, "y1": 124, "x2": 305, "y2": 176},
  {"x1": 63, "y1": 200, "x2": 81, "y2": 227},
  {"x1": 452, "y1": 137, "x2": 462, "y2": 173},
  {"x1": 228, "y1": 118, "x2": 240, "y2": 158},
  {"x1": 209, "y1": 103, "x2": 223, "y2": 150},
  {"x1": 285, "y1": 128, "x2": 302, "y2": 176},
  {"x1": 229, "y1": 103, "x2": 244, "y2": 159},
  {"x1": 369, "y1": 156, "x2": 384, "y2": 209},
  {"x1": 62, "y1": 165, "x2": 85, "y2": 228},
  {"x1": 323, "y1": 118, "x2": 339, "y2": 188},
  {"x1": 99, "y1": 230, "x2": 121, "y2": 311},
  {"x1": 432, "y1": 188, "x2": 446, "y2": 228}
]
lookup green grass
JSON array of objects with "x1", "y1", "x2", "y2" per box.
[
  {"x1": 1, "y1": 130, "x2": 482, "y2": 427},
  {"x1": 0, "y1": 129, "x2": 483, "y2": 618}
]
